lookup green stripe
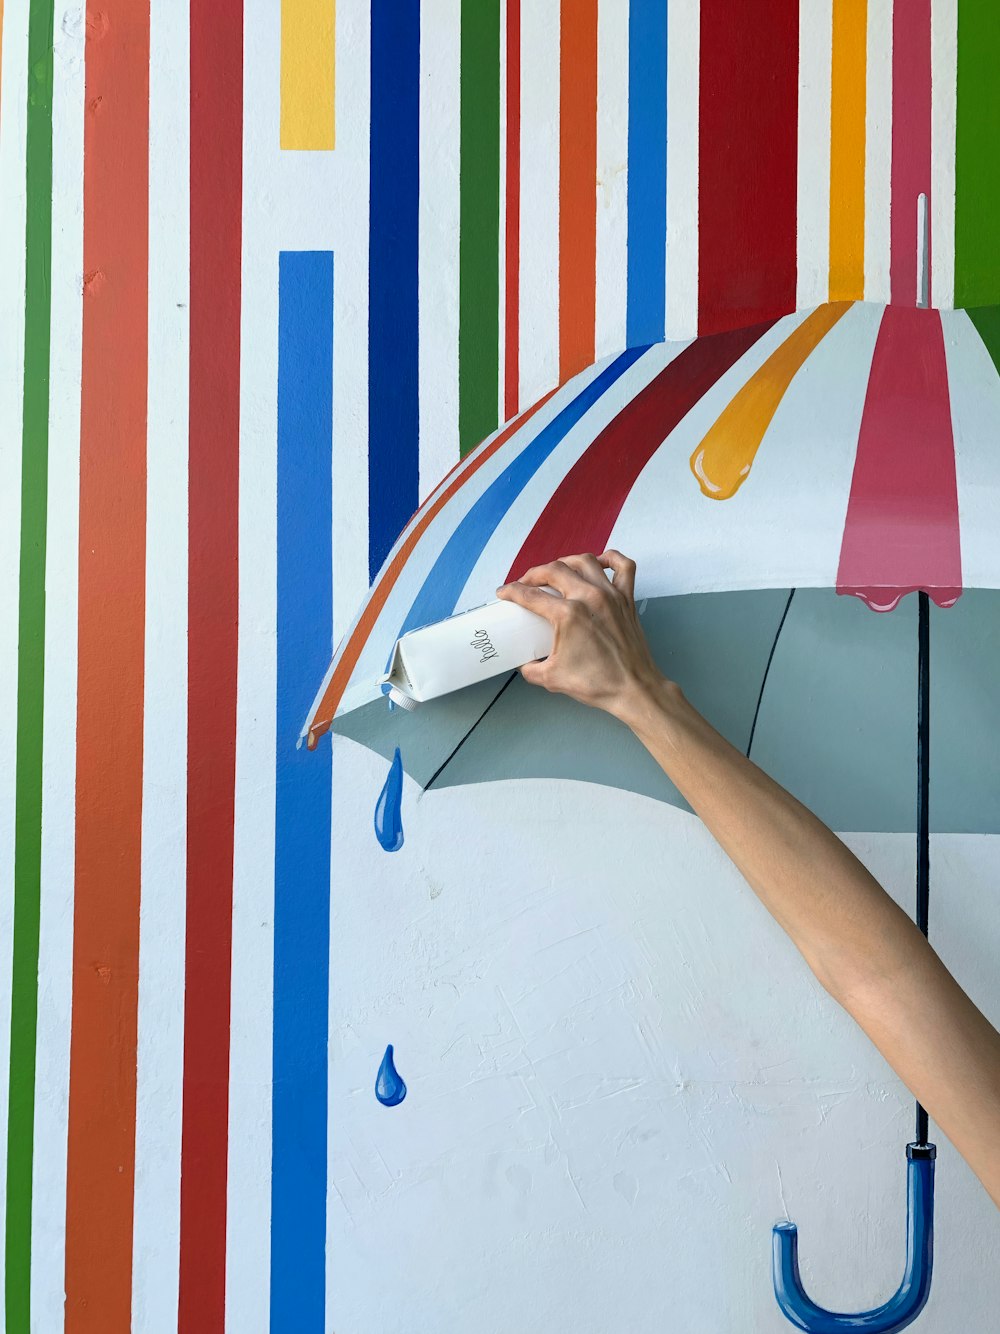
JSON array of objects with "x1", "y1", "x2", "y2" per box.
[
  {"x1": 5, "y1": 3, "x2": 55, "y2": 1330},
  {"x1": 965, "y1": 305, "x2": 1000, "y2": 377},
  {"x1": 954, "y1": 0, "x2": 1000, "y2": 308},
  {"x1": 458, "y1": 0, "x2": 501, "y2": 457}
]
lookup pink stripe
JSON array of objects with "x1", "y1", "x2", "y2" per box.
[
  {"x1": 837, "y1": 307, "x2": 962, "y2": 612},
  {"x1": 890, "y1": 0, "x2": 932, "y2": 305}
]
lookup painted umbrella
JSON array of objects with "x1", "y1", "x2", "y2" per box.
[{"x1": 305, "y1": 299, "x2": 1000, "y2": 1331}]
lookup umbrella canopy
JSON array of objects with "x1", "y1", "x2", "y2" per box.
[{"x1": 305, "y1": 301, "x2": 1000, "y2": 831}]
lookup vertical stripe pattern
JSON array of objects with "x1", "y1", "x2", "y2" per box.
[
  {"x1": 178, "y1": 4, "x2": 243, "y2": 1327},
  {"x1": 64, "y1": 2, "x2": 150, "y2": 1326},
  {"x1": 5, "y1": 2, "x2": 54, "y2": 1329},
  {"x1": 698, "y1": 0, "x2": 800, "y2": 334},
  {"x1": 280, "y1": 0, "x2": 336, "y2": 149},
  {"x1": 271, "y1": 251, "x2": 334, "y2": 1331},
  {"x1": 504, "y1": 0, "x2": 521, "y2": 419},
  {"x1": 558, "y1": 0, "x2": 597, "y2": 380},
  {"x1": 890, "y1": 0, "x2": 932, "y2": 305},
  {"x1": 5, "y1": 5, "x2": 1000, "y2": 1326},
  {"x1": 459, "y1": 0, "x2": 501, "y2": 455},
  {"x1": 954, "y1": 0, "x2": 1000, "y2": 308},
  {"x1": 368, "y1": 0, "x2": 419, "y2": 578},
  {"x1": 829, "y1": 0, "x2": 867, "y2": 300},
  {"x1": 626, "y1": 0, "x2": 667, "y2": 347}
]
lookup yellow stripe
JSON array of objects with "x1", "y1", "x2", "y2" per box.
[
  {"x1": 690, "y1": 303, "x2": 853, "y2": 501},
  {"x1": 828, "y1": 0, "x2": 867, "y2": 300},
  {"x1": 280, "y1": 0, "x2": 336, "y2": 150}
]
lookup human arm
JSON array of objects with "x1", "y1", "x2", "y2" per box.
[{"x1": 496, "y1": 550, "x2": 1000, "y2": 1209}]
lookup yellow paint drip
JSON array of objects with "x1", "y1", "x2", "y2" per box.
[
  {"x1": 690, "y1": 302, "x2": 853, "y2": 500},
  {"x1": 280, "y1": 0, "x2": 336, "y2": 150}
]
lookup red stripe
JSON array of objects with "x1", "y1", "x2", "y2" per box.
[
  {"x1": 64, "y1": 6, "x2": 149, "y2": 1328},
  {"x1": 504, "y1": 0, "x2": 520, "y2": 420},
  {"x1": 890, "y1": 0, "x2": 932, "y2": 305},
  {"x1": 837, "y1": 307, "x2": 961, "y2": 612},
  {"x1": 697, "y1": 0, "x2": 799, "y2": 336},
  {"x1": 178, "y1": 3, "x2": 243, "y2": 1327},
  {"x1": 506, "y1": 321, "x2": 776, "y2": 580}
]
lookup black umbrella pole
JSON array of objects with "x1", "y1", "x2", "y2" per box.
[{"x1": 916, "y1": 590, "x2": 931, "y2": 1146}]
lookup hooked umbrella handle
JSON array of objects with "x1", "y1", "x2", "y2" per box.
[{"x1": 772, "y1": 1143, "x2": 935, "y2": 1333}]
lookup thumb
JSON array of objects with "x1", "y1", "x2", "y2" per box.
[{"x1": 519, "y1": 658, "x2": 549, "y2": 688}]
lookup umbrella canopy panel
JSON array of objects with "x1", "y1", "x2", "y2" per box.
[
  {"x1": 333, "y1": 587, "x2": 1000, "y2": 834},
  {"x1": 308, "y1": 302, "x2": 1000, "y2": 742}
]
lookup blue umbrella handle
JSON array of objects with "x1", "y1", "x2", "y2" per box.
[{"x1": 772, "y1": 1144, "x2": 936, "y2": 1332}]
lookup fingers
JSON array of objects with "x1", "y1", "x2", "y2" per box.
[
  {"x1": 495, "y1": 578, "x2": 566, "y2": 624},
  {"x1": 557, "y1": 552, "x2": 614, "y2": 587},
  {"x1": 598, "y1": 549, "x2": 636, "y2": 602},
  {"x1": 506, "y1": 558, "x2": 591, "y2": 601},
  {"x1": 518, "y1": 658, "x2": 549, "y2": 688}
]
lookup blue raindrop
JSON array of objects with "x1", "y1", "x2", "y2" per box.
[
  {"x1": 374, "y1": 746, "x2": 404, "y2": 852},
  {"x1": 375, "y1": 1044, "x2": 407, "y2": 1107}
]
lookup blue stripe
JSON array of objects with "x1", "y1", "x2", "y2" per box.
[
  {"x1": 627, "y1": 0, "x2": 668, "y2": 347},
  {"x1": 393, "y1": 348, "x2": 647, "y2": 648},
  {"x1": 368, "y1": 0, "x2": 421, "y2": 582},
  {"x1": 271, "y1": 251, "x2": 334, "y2": 1332}
]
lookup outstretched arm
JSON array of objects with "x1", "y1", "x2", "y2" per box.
[{"x1": 497, "y1": 550, "x2": 1000, "y2": 1210}]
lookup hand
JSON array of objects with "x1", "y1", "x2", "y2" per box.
[{"x1": 496, "y1": 550, "x2": 669, "y2": 722}]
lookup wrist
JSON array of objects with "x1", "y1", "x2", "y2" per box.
[{"x1": 612, "y1": 671, "x2": 686, "y2": 736}]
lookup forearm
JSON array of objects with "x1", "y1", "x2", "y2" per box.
[{"x1": 615, "y1": 675, "x2": 931, "y2": 1003}]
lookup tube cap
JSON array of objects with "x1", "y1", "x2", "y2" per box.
[{"x1": 387, "y1": 685, "x2": 419, "y2": 711}]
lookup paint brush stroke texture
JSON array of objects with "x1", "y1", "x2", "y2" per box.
[
  {"x1": 178, "y1": 4, "x2": 243, "y2": 1330},
  {"x1": 698, "y1": 0, "x2": 799, "y2": 334},
  {"x1": 271, "y1": 250, "x2": 333, "y2": 1330},
  {"x1": 64, "y1": 3, "x2": 149, "y2": 1329},
  {"x1": 368, "y1": 0, "x2": 419, "y2": 579},
  {"x1": 280, "y1": 0, "x2": 335, "y2": 149},
  {"x1": 5, "y1": 2, "x2": 54, "y2": 1330}
]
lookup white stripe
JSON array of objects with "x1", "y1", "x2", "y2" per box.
[
  {"x1": 608, "y1": 306, "x2": 879, "y2": 597},
  {"x1": 226, "y1": 3, "x2": 280, "y2": 1328},
  {"x1": 518, "y1": 0, "x2": 559, "y2": 407},
  {"x1": 864, "y1": 0, "x2": 893, "y2": 303},
  {"x1": 664, "y1": 0, "x2": 698, "y2": 340},
  {"x1": 0, "y1": 0, "x2": 30, "y2": 1292},
  {"x1": 131, "y1": 3, "x2": 189, "y2": 1329},
  {"x1": 796, "y1": 0, "x2": 833, "y2": 308},
  {"x1": 930, "y1": 0, "x2": 957, "y2": 309},
  {"x1": 594, "y1": 0, "x2": 628, "y2": 359},
  {"x1": 418, "y1": 0, "x2": 462, "y2": 498},
  {"x1": 943, "y1": 311, "x2": 1000, "y2": 591},
  {"x1": 30, "y1": 4, "x2": 84, "y2": 1327}
]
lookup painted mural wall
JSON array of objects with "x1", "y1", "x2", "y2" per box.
[{"x1": 1, "y1": 0, "x2": 999, "y2": 1331}]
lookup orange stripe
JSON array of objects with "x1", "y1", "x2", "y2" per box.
[
  {"x1": 307, "y1": 391, "x2": 557, "y2": 742},
  {"x1": 690, "y1": 303, "x2": 852, "y2": 500},
  {"x1": 829, "y1": 0, "x2": 867, "y2": 301},
  {"x1": 64, "y1": 5, "x2": 149, "y2": 1328},
  {"x1": 558, "y1": 0, "x2": 597, "y2": 381}
]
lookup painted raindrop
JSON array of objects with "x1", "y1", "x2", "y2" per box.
[
  {"x1": 374, "y1": 745, "x2": 404, "y2": 851},
  {"x1": 375, "y1": 1044, "x2": 407, "y2": 1107}
]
